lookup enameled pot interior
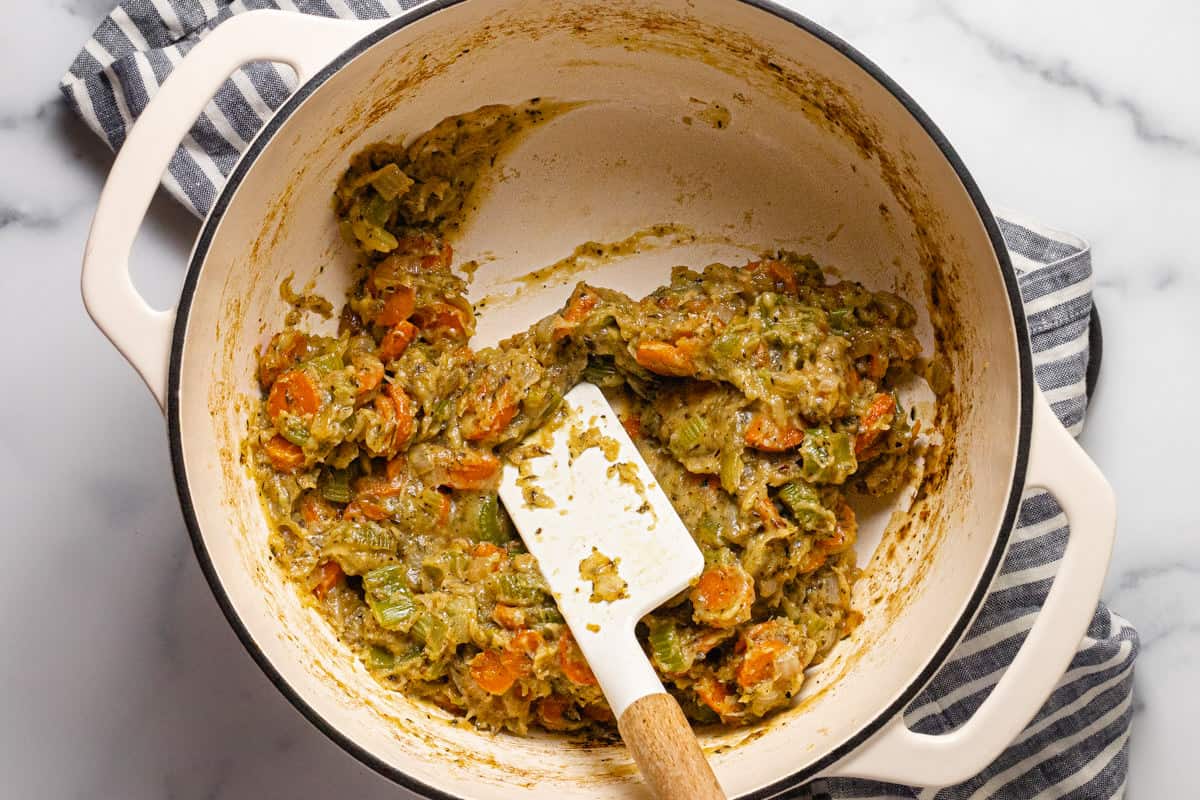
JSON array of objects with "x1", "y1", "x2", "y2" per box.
[{"x1": 170, "y1": 1, "x2": 1025, "y2": 797}]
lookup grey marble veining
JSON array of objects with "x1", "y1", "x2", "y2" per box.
[{"x1": 1, "y1": 1, "x2": 1195, "y2": 797}]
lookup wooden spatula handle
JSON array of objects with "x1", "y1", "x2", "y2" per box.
[{"x1": 617, "y1": 692, "x2": 726, "y2": 800}]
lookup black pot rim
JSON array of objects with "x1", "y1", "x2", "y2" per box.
[{"x1": 166, "y1": 1, "x2": 1033, "y2": 797}]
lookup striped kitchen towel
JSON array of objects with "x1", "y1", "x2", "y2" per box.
[
  {"x1": 803, "y1": 216, "x2": 1138, "y2": 800},
  {"x1": 61, "y1": 3, "x2": 1137, "y2": 798}
]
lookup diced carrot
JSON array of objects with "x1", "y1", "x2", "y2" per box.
[
  {"x1": 500, "y1": 646, "x2": 532, "y2": 679},
  {"x1": 301, "y1": 494, "x2": 337, "y2": 525},
  {"x1": 463, "y1": 391, "x2": 518, "y2": 442},
  {"x1": 537, "y1": 696, "x2": 573, "y2": 730},
  {"x1": 413, "y1": 302, "x2": 469, "y2": 339},
  {"x1": 692, "y1": 565, "x2": 753, "y2": 618},
  {"x1": 552, "y1": 290, "x2": 599, "y2": 341},
  {"x1": 376, "y1": 234, "x2": 451, "y2": 275},
  {"x1": 471, "y1": 542, "x2": 505, "y2": 560},
  {"x1": 860, "y1": 392, "x2": 895, "y2": 430},
  {"x1": 419, "y1": 241, "x2": 453, "y2": 272},
  {"x1": 387, "y1": 384, "x2": 415, "y2": 449},
  {"x1": 582, "y1": 703, "x2": 614, "y2": 722},
  {"x1": 470, "y1": 650, "x2": 517, "y2": 695},
  {"x1": 472, "y1": 631, "x2": 539, "y2": 696},
  {"x1": 796, "y1": 550, "x2": 827, "y2": 573},
  {"x1": 512, "y1": 629, "x2": 544, "y2": 654},
  {"x1": 264, "y1": 434, "x2": 304, "y2": 472},
  {"x1": 313, "y1": 561, "x2": 343, "y2": 600},
  {"x1": 854, "y1": 393, "x2": 896, "y2": 455},
  {"x1": 355, "y1": 473, "x2": 407, "y2": 499},
  {"x1": 736, "y1": 640, "x2": 788, "y2": 688},
  {"x1": 377, "y1": 286, "x2": 415, "y2": 327},
  {"x1": 258, "y1": 331, "x2": 309, "y2": 389},
  {"x1": 799, "y1": 506, "x2": 855, "y2": 571},
  {"x1": 374, "y1": 391, "x2": 395, "y2": 429},
  {"x1": 356, "y1": 359, "x2": 384, "y2": 397},
  {"x1": 492, "y1": 603, "x2": 525, "y2": 630},
  {"x1": 822, "y1": 526, "x2": 847, "y2": 553},
  {"x1": 379, "y1": 320, "x2": 418, "y2": 361},
  {"x1": 829, "y1": 501, "x2": 856, "y2": 553},
  {"x1": 385, "y1": 456, "x2": 407, "y2": 482},
  {"x1": 695, "y1": 675, "x2": 739, "y2": 718},
  {"x1": 443, "y1": 451, "x2": 500, "y2": 490},
  {"x1": 744, "y1": 414, "x2": 805, "y2": 452},
  {"x1": 755, "y1": 496, "x2": 786, "y2": 529},
  {"x1": 347, "y1": 471, "x2": 407, "y2": 521},
  {"x1": 437, "y1": 490, "x2": 451, "y2": 527},
  {"x1": 765, "y1": 261, "x2": 798, "y2": 294},
  {"x1": 563, "y1": 290, "x2": 598, "y2": 323},
  {"x1": 488, "y1": 401, "x2": 519, "y2": 434},
  {"x1": 267, "y1": 371, "x2": 320, "y2": 421},
  {"x1": 634, "y1": 340, "x2": 696, "y2": 377},
  {"x1": 557, "y1": 632, "x2": 597, "y2": 686},
  {"x1": 621, "y1": 414, "x2": 642, "y2": 439},
  {"x1": 866, "y1": 353, "x2": 888, "y2": 380},
  {"x1": 343, "y1": 498, "x2": 388, "y2": 521}
]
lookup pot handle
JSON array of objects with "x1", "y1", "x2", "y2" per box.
[
  {"x1": 822, "y1": 390, "x2": 1115, "y2": 787},
  {"x1": 81, "y1": 11, "x2": 382, "y2": 409}
]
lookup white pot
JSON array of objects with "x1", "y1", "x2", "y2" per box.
[{"x1": 81, "y1": 1, "x2": 1116, "y2": 797}]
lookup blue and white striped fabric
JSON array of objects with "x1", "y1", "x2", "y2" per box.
[
  {"x1": 804, "y1": 215, "x2": 1139, "y2": 800},
  {"x1": 61, "y1": 3, "x2": 1137, "y2": 798}
]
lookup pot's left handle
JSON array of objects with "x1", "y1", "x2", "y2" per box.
[{"x1": 82, "y1": 10, "x2": 382, "y2": 409}]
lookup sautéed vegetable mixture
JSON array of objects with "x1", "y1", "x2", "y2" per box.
[{"x1": 248, "y1": 113, "x2": 924, "y2": 735}]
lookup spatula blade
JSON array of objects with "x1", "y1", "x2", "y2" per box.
[{"x1": 498, "y1": 381, "x2": 703, "y2": 640}]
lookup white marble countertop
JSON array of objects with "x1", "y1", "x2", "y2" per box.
[{"x1": 1, "y1": 1, "x2": 1195, "y2": 797}]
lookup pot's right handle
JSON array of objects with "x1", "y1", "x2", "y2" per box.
[
  {"x1": 823, "y1": 391, "x2": 1115, "y2": 788},
  {"x1": 81, "y1": 11, "x2": 382, "y2": 409}
]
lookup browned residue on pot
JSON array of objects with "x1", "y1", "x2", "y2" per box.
[{"x1": 207, "y1": 0, "x2": 977, "y2": 786}]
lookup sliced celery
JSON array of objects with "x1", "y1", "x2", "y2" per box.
[
  {"x1": 364, "y1": 564, "x2": 409, "y2": 595},
  {"x1": 799, "y1": 427, "x2": 857, "y2": 484},
  {"x1": 777, "y1": 482, "x2": 836, "y2": 533},
  {"x1": 476, "y1": 494, "x2": 508, "y2": 544},
  {"x1": 828, "y1": 307, "x2": 853, "y2": 332},
  {"x1": 367, "y1": 163, "x2": 414, "y2": 201},
  {"x1": 306, "y1": 351, "x2": 343, "y2": 375},
  {"x1": 364, "y1": 565, "x2": 416, "y2": 631},
  {"x1": 279, "y1": 416, "x2": 309, "y2": 446},
  {"x1": 582, "y1": 358, "x2": 620, "y2": 386},
  {"x1": 488, "y1": 572, "x2": 545, "y2": 605},
  {"x1": 719, "y1": 447, "x2": 743, "y2": 494},
  {"x1": 524, "y1": 605, "x2": 565, "y2": 628},
  {"x1": 412, "y1": 611, "x2": 448, "y2": 653},
  {"x1": 327, "y1": 520, "x2": 394, "y2": 553},
  {"x1": 367, "y1": 645, "x2": 395, "y2": 670},
  {"x1": 422, "y1": 550, "x2": 468, "y2": 587},
  {"x1": 671, "y1": 416, "x2": 708, "y2": 453},
  {"x1": 648, "y1": 620, "x2": 689, "y2": 674},
  {"x1": 320, "y1": 468, "x2": 352, "y2": 504}
]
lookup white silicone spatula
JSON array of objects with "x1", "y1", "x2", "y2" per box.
[{"x1": 498, "y1": 382, "x2": 725, "y2": 800}]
